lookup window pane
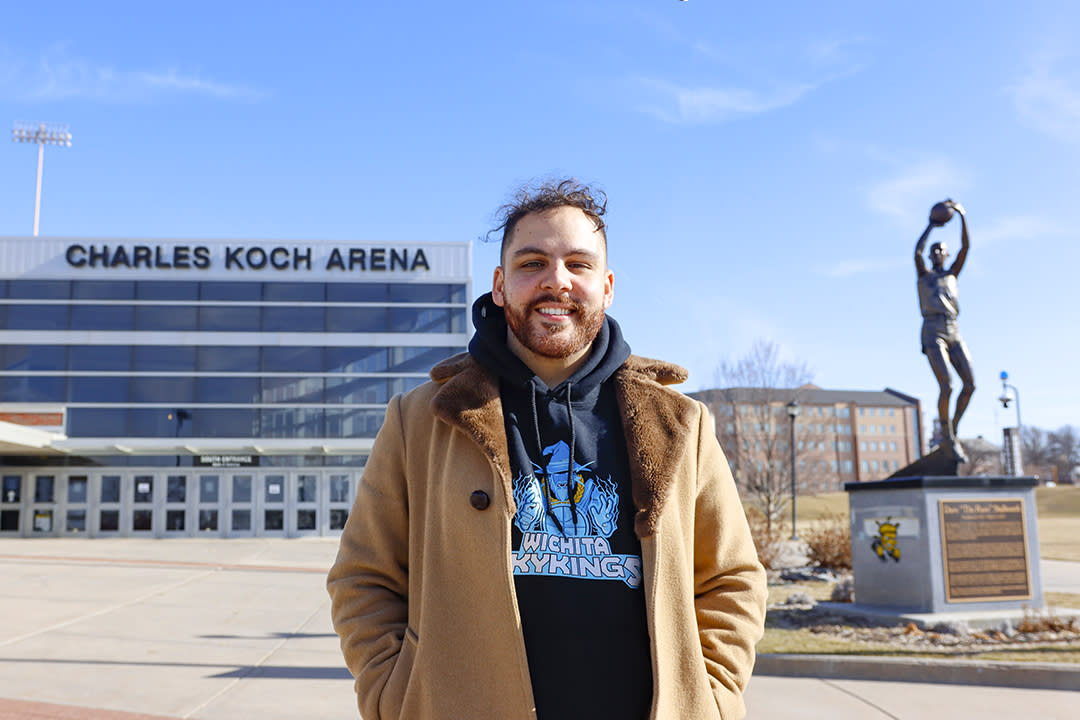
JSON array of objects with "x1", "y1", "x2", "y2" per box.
[
  {"x1": 0, "y1": 376, "x2": 66, "y2": 402},
  {"x1": 191, "y1": 409, "x2": 259, "y2": 437},
  {"x1": 326, "y1": 377, "x2": 388, "y2": 404},
  {"x1": 231, "y1": 509, "x2": 251, "y2": 531},
  {"x1": 388, "y1": 283, "x2": 451, "y2": 302},
  {"x1": 260, "y1": 408, "x2": 324, "y2": 438},
  {"x1": 199, "y1": 306, "x2": 260, "y2": 332},
  {"x1": 199, "y1": 510, "x2": 218, "y2": 531},
  {"x1": 297, "y1": 475, "x2": 317, "y2": 502},
  {"x1": 262, "y1": 306, "x2": 324, "y2": 332},
  {"x1": 263, "y1": 282, "x2": 324, "y2": 302},
  {"x1": 101, "y1": 476, "x2": 121, "y2": 503},
  {"x1": 325, "y1": 347, "x2": 387, "y2": 373},
  {"x1": 388, "y1": 346, "x2": 455, "y2": 372},
  {"x1": 262, "y1": 346, "x2": 323, "y2": 373},
  {"x1": 134, "y1": 345, "x2": 196, "y2": 372},
  {"x1": 66, "y1": 510, "x2": 87, "y2": 532},
  {"x1": 329, "y1": 475, "x2": 350, "y2": 503},
  {"x1": 326, "y1": 307, "x2": 386, "y2": 332},
  {"x1": 330, "y1": 508, "x2": 348, "y2": 530},
  {"x1": 326, "y1": 284, "x2": 386, "y2": 302},
  {"x1": 1, "y1": 345, "x2": 66, "y2": 371},
  {"x1": 198, "y1": 346, "x2": 259, "y2": 372},
  {"x1": 232, "y1": 475, "x2": 252, "y2": 503},
  {"x1": 264, "y1": 509, "x2": 284, "y2": 531},
  {"x1": 325, "y1": 408, "x2": 386, "y2": 438},
  {"x1": 67, "y1": 476, "x2": 89, "y2": 503},
  {"x1": 35, "y1": 476, "x2": 55, "y2": 502},
  {"x1": 3, "y1": 476, "x2": 21, "y2": 503},
  {"x1": 297, "y1": 509, "x2": 316, "y2": 530},
  {"x1": 166, "y1": 510, "x2": 185, "y2": 531},
  {"x1": 70, "y1": 305, "x2": 134, "y2": 330},
  {"x1": 99, "y1": 510, "x2": 120, "y2": 531},
  {"x1": 137, "y1": 282, "x2": 199, "y2": 300},
  {"x1": 260, "y1": 377, "x2": 324, "y2": 403},
  {"x1": 73, "y1": 280, "x2": 134, "y2": 299},
  {"x1": 131, "y1": 377, "x2": 195, "y2": 404},
  {"x1": 389, "y1": 377, "x2": 425, "y2": 396},
  {"x1": 136, "y1": 305, "x2": 198, "y2": 331},
  {"x1": 7, "y1": 305, "x2": 68, "y2": 330},
  {"x1": 132, "y1": 509, "x2": 152, "y2": 531},
  {"x1": 388, "y1": 307, "x2": 452, "y2": 333},
  {"x1": 70, "y1": 346, "x2": 132, "y2": 371},
  {"x1": 197, "y1": 377, "x2": 259, "y2": 403},
  {"x1": 133, "y1": 476, "x2": 153, "y2": 503},
  {"x1": 264, "y1": 475, "x2": 285, "y2": 503},
  {"x1": 124, "y1": 409, "x2": 191, "y2": 438},
  {"x1": 199, "y1": 476, "x2": 220, "y2": 503},
  {"x1": 1, "y1": 509, "x2": 20, "y2": 531},
  {"x1": 68, "y1": 377, "x2": 129, "y2": 403},
  {"x1": 200, "y1": 282, "x2": 261, "y2": 301},
  {"x1": 8, "y1": 280, "x2": 70, "y2": 299},
  {"x1": 167, "y1": 476, "x2": 187, "y2": 503}
]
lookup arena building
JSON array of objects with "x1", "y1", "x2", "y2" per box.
[{"x1": 0, "y1": 236, "x2": 470, "y2": 538}]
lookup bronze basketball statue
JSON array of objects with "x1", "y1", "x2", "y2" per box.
[{"x1": 914, "y1": 199, "x2": 973, "y2": 462}]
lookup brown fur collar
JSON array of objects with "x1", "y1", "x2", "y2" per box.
[{"x1": 429, "y1": 353, "x2": 694, "y2": 537}]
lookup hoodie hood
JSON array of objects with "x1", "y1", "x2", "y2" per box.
[{"x1": 468, "y1": 292, "x2": 631, "y2": 397}]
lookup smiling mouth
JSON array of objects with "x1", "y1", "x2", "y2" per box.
[{"x1": 537, "y1": 307, "x2": 573, "y2": 317}]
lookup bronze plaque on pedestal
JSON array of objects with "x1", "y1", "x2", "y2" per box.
[{"x1": 939, "y1": 498, "x2": 1031, "y2": 602}]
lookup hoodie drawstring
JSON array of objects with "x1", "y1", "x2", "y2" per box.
[
  {"x1": 530, "y1": 379, "x2": 565, "y2": 535},
  {"x1": 565, "y1": 381, "x2": 578, "y2": 528}
]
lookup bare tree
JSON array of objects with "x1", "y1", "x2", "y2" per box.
[
  {"x1": 708, "y1": 340, "x2": 815, "y2": 536},
  {"x1": 1048, "y1": 425, "x2": 1080, "y2": 484}
]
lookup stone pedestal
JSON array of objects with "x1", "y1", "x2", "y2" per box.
[{"x1": 845, "y1": 476, "x2": 1043, "y2": 614}]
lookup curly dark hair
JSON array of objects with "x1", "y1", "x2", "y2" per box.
[{"x1": 490, "y1": 178, "x2": 608, "y2": 263}]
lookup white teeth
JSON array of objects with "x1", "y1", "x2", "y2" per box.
[{"x1": 539, "y1": 308, "x2": 571, "y2": 315}]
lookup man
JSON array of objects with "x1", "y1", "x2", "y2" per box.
[
  {"x1": 914, "y1": 199, "x2": 975, "y2": 461},
  {"x1": 327, "y1": 179, "x2": 767, "y2": 720}
]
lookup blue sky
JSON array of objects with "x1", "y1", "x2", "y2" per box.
[{"x1": 2, "y1": 1, "x2": 1078, "y2": 447}]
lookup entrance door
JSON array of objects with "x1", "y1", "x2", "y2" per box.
[
  {"x1": 260, "y1": 473, "x2": 287, "y2": 537},
  {"x1": 0, "y1": 474, "x2": 22, "y2": 536},
  {"x1": 196, "y1": 474, "x2": 224, "y2": 536},
  {"x1": 292, "y1": 473, "x2": 319, "y2": 537},
  {"x1": 30, "y1": 474, "x2": 59, "y2": 537},
  {"x1": 131, "y1": 474, "x2": 155, "y2": 536},
  {"x1": 63, "y1": 474, "x2": 90, "y2": 535},
  {"x1": 327, "y1": 472, "x2": 352, "y2": 536},
  {"x1": 94, "y1": 474, "x2": 124, "y2": 536},
  {"x1": 227, "y1": 473, "x2": 255, "y2": 537},
  {"x1": 163, "y1": 474, "x2": 191, "y2": 537}
]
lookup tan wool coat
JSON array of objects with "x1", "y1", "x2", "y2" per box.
[{"x1": 327, "y1": 353, "x2": 767, "y2": 720}]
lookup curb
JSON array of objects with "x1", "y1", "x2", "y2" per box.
[{"x1": 755, "y1": 653, "x2": 1080, "y2": 691}]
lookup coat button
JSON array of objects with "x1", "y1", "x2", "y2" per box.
[{"x1": 469, "y1": 490, "x2": 490, "y2": 510}]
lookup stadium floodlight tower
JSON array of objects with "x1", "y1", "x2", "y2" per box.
[{"x1": 12, "y1": 121, "x2": 72, "y2": 236}]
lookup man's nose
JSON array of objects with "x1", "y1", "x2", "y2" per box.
[{"x1": 540, "y1": 262, "x2": 573, "y2": 292}]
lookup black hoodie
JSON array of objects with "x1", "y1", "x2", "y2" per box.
[{"x1": 469, "y1": 293, "x2": 653, "y2": 720}]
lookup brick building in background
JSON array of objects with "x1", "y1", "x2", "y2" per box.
[{"x1": 690, "y1": 384, "x2": 923, "y2": 494}]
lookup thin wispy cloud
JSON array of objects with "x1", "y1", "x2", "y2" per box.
[
  {"x1": 637, "y1": 77, "x2": 817, "y2": 124},
  {"x1": 627, "y1": 24, "x2": 864, "y2": 125},
  {"x1": 0, "y1": 46, "x2": 263, "y2": 102},
  {"x1": 865, "y1": 159, "x2": 966, "y2": 221},
  {"x1": 1009, "y1": 49, "x2": 1080, "y2": 144}
]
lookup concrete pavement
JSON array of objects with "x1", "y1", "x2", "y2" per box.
[{"x1": 0, "y1": 538, "x2": 1077, "y2": 720}]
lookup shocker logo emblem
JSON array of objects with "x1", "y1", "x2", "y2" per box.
[{"x1": 871, "y1": 518, "x2": 901, "y2": 562}]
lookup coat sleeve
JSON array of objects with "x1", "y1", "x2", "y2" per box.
[
  {"x1": 326, "y1": 393, "x2": 412, "y2": 720},
  {"x1": 691, "y1": 402, "x2": 768, "y2": 720}
]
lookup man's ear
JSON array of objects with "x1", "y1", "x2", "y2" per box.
[
  {"x1": 492, "y1": 266, "x2": 506, "y2": 307},
  {"x1": 603, "y1": 268, "x2": 614, "y2": 309}
]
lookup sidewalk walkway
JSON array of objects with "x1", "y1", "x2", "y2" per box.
[{"x1": 1, "y1": 539, "x2": 1077, "y2": 720}]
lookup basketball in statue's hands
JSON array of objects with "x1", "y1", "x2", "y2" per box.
[{"x1": 929, "y1": 201, "x2": 955, "y2": 226}]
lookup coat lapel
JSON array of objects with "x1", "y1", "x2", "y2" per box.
[
  {"x1": 429, "y1": 354, "x2": 516, "y2": 516},
  {"x1": 614, "y1": 357, "x2": 694, "y2": 538}
]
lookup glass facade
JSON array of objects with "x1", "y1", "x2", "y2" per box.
[{"x1": 0, "y1": 239, "x2": 470, "y2": 537}]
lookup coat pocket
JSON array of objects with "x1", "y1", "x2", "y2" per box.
[{"x1": 379, "y1": 626, "x2": 419, "y2": 719}]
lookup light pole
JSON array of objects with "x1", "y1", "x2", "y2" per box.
[
  {"x1": 999, "y1": 371, "x2": 1023, "y2": 475},
  {"x1": 786, "y1": 399, "x2": 800, "y2": 540},
  {"x1": 12, "y1": 121, "x2": 72, "y2": 236}
]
